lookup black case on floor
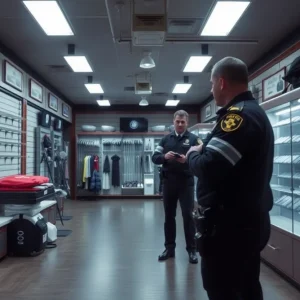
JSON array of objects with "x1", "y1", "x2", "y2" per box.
[{"x1": 7, "y1": 213, "x2": 48, "y2": 257}]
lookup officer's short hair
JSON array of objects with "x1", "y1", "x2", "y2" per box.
[
  {"x1": 174, "y1": 110, "x2": 189, "y2": 121},
  {"x1": 212, "y1": 57, "x2": 248, "y2": 85}
]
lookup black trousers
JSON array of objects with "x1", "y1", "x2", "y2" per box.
[
  {"x1": 201, "y1": 213, "x2": 271, "y2": 300},
  {"x1": 162, "y1": 176, "x2": 195, "y2": 252}
]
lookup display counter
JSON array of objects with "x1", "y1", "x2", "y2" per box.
[{"x1": 261, "y1": 87, "x2": 300, "y2": 286}]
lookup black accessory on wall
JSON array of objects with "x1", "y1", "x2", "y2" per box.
[
  {"x1": 120, "y1": 117, "x2": 148, "y2": 132},
  {"x1": 39, "y1": 110, "x2": 51, "y2": 128},
  {"x1": 283, "y1": 56, "x2": 300, "y2": 90},
  {"x1": 53, "y1": 118, "x2": 63, "y2": 131},
  {"x1": 42, "y1": 134, "x2": 53, "y2": 158}
]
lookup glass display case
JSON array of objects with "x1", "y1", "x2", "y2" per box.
[{"x1": 262, "y1": 87, "x2": 300, "y2": 236}]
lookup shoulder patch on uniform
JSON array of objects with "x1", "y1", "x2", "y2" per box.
[
  {"x1": 221, "y1": 113, "x2": 243, "y2": 132},
  {"x1": 227, "y1": 101, "x2": 245, "y2": 112},
  {"x1": 197, "y1": 138, "x2": 202, "y2": 145},
  {"x1": 228, "y1": 106, "x2": 240, "y2": 111}
]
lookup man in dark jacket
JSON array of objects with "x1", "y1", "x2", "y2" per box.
[
  {"x1": 186, "y1": 57, "x2": 274, "y2": 300},
  {"x1": 152, "y1": 110, "x2": 202, "y2": 264}
]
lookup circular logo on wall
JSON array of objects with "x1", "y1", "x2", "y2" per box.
[{"x1": 130, "y1": 120, "x2": 138, "y2": 129}]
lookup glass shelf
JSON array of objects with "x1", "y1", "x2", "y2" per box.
[{"x1": 265, "y1": 89, "x2": 300, "y2": 236}]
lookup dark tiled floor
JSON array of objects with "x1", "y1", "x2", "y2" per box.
[{"x1": 0, "y1": 199, "x2": 300, "y2": 299}]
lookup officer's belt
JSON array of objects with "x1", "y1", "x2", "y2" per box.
[
  {"x1": 163, "y1": 170, "x2": 193, "y2": 179},
  {"x1": 198, "y1": 191, "x2": 218, "y2": 207}
]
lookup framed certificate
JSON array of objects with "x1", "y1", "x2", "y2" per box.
[
  {"x1": 48, "y1": 93, "x2": 58, "y2": 112},
  {"x1": 29, "y1": 79, "x2": 43, "y2": 102},
  {"x1": 3, "y1": 60, "x2": 23, "y2": 92}
]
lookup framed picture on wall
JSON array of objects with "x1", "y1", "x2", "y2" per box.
[
  {"x1": 205, "y1": 104, "x2": 212, "y2": 119},
  {"x1": 48, "y1": 93, "x2": 58, "y2": 112},
  {"x1": 29, "y1": 79, "x2": 43, "y2": 103},
  {"x1": 262, "y1": 67, "x2": 286, "y2": 102},
  {"x1": 3, "y1": 60, "x2": 23, "y2": 92},
  {"x1": 62, "y1": 103, "x2": 69, "y2": 118}
]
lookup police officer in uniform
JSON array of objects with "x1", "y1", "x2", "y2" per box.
[
  {"x1": 152, "y1": 110, "x2": 201, "y2": 264},
  {"x1": 186, "y1": 57, "x2": 274, "y2": 299}
]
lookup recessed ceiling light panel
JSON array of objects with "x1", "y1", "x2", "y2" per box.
[
  {"x1": 183, "y1": 56, "x2": 212, "y2": 72},
  {"x1": 172, "y1": 84, "x2": 192, "y2": 94},
  {"x1": 23, "y1": 1, "x2": 74, "y2": 36},
  {"x1": 201, "y1": 1, "x2": 250, "y2": 36}
]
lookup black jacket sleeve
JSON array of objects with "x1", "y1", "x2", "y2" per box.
[
  {"x1": 191, "y1": 135, "x2": 203, "y2": 146},
  {"x1": 152, "y1": 137, "x2": 166, "y2": 165},
  {"x1": 187, "y1": 112, "x2": 256, "y2": 184}
]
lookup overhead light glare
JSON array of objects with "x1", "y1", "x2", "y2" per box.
[
  {"x1": 172, "y1": 84, "x2": 192, "y2": 94},
  {"x1": 23, "y1": 1, "x2": 74, "y2": 36},
  {"x1": 85, "y1": 84, "x2": 104, "y2": 94},
  {"x1": 275, "y1": 105, "x2": 300, "y2": 116},
  {"x1": 64, "y1": 56, "x2": 93, "y2": 72},
  {"x1": 183, "y1": 56, "x2": 212, "y2": 72},
  {"x1": 166, "y1": 100, "x2": 180, "y2": 106},
  {"x1": 97, "y1": 100, "x2": 111, "y2": 106},
  {"x1": 201, "y1": 1, "x2": 250, "y2": 36}
]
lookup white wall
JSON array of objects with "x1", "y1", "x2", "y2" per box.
[
  {"x1": 26, "y1": 105, "x2": 40, "y2": 175},
  {"x1": 0, "y1": 92, "x2": 22, "y2": 176},
  {"x1": 249, "y1": 48, "x2": 300, "y2": 103},
  {"x1": 0, "y1": 51, "x2": 72, "y2": 176},
  {"x1": 200, "y1": 44, "x2": 300, "y2": 120},
  {"x1": 0, "y1": 52, "x2": 72, "y2": 123}
]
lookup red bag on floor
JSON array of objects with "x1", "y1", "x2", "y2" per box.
[{"x1": 0, "y1": 175, "x2": 49, "y2": 189}]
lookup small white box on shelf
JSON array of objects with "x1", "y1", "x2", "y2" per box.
[
  {"x1": 144, "y1": 174, "x2": 154, "y2": 195},
  {"x1": 144, "y1": 138, "x2": 154, "y2": 152}
]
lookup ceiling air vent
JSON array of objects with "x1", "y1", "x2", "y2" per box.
[
  {"x1": 134, "y1": 15, "x2": 165, "y2": 28},
  {"x1": 47, "y1": 65, "x2": 70, "y2": 72},
  {"x1": 135, "y1": 82, "x2": 152, "y2": 94},
  {"x1": 132, "y1": 14, "x2": 166, "y2": 46},
  {"x1": 168, "y1": 19, "x2": 196, "y2": 34},
  {"x1": 124, "y1": 86, "x2": 135, "y2": 92},
  {"x1": 153, "y1": 92, "x2": 168, "y2": 97}
]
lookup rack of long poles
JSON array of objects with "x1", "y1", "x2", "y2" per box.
[{"x1": 122, "y1": 138, "x2": 143, "y2": 187}]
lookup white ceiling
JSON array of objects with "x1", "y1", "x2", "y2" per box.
[{"x1": 0, "y1": 0, "x2": 300, "y2": 106}]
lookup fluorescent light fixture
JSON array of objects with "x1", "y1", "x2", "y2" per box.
[
  {"x1": 85, "y1": 84, "x2": 104, "y2": 94},
  {"x1": 97, "y1": 100, "x2": 111, "y2": 106},
  {"x1": 23, "y1": 1, "x2": 74, "y2": 36},
  {"x1": 166, "y1": 100, "x2": 180, "y2": 106},
  {"x1": 183, "y1": 56, "x2": 212, "y2": 72},
  {"x1": 201, "y1": 1, "x2": 250, "y2": 36},
  {"x1": 172, "y1": 84, "x2": 192, "y2": 94},
  {"x1": 275, "y1": 105, "x2": 300, "y2": 116},
  {"x1": 64, "y1": 56, "x2": 93, "y2": 72}
]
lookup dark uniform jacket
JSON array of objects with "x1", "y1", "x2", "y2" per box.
[
  {"x1": 187, "y1": 91, "x2": 274, "y2": 221},
  {"x1": 152, "y1": 130, "x2": 201, "y2": 179}
]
